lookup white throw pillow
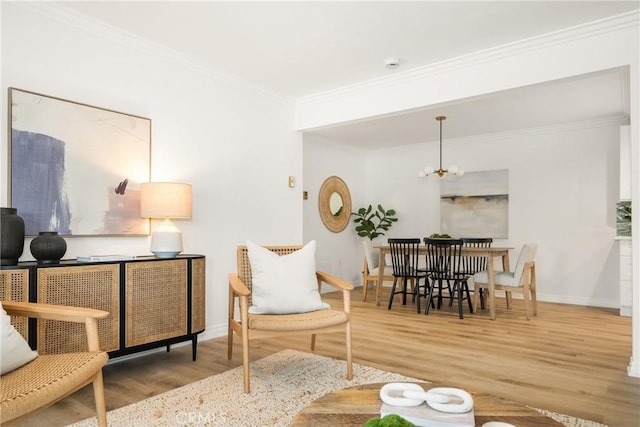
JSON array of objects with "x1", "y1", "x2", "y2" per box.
[
  {"x1": 1, "y1": 302, "x2": 38, "y2": 375},
  {"x1": 246, "y1": 240, "x2": 329, "y2": 315}
]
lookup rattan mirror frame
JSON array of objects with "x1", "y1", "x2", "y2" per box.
[{"x1": 318, "y1": 176, "x2": 351, "y2": 233}]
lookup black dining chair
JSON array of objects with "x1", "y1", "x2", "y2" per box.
[
  {"x1": 423, "y1": 238, "x2": 473, "y2": 319},
  {"x1": 461, "y1": 237, "x2": 493, "y2": 310},
  {"x1": 387, "y1": 238, "x2": 429, "y2": 312}
]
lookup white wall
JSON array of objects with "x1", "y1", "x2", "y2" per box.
[
  {"x1": 365, "y1": 121, "x2": 622, "y2": 307},
  {"x1": 302, "y1": 137, "x2": 366, "y2": 286},
  {"x1": 303, "y1": 121, "x2": 624, "y2": 309},
  {"x1": 0, "y1": 3, "x2": 302, "y2": 338},
  {"x1": 296, "y1": 10, "x2": 640, "y2": 377},
  {"x1": 303, "y1": 121, "x2": 622, "y2": 307}
]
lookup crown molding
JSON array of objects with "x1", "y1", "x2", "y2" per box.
[
  {"x1": 10, "y1": 2, "x2": 637, "y2": 110},
  {"x1": 375, "y1": 115, "x2": 630, "y2": 153},
  {"x1": 451, "y1": 115, "x2": 630, "y2": 146},
  {"x1": 10, "y1": 2, "x2": 292, "y2": 106},
  {"x1": 297, "y1": 10, "x2": 640, "y2": 107}
]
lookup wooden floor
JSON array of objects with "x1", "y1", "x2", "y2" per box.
[{"x1": 22, "y1": 288, "x2": 640, "y2": 427}]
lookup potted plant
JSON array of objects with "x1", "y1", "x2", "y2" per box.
[{"x1": 352, "y1": 204, "x2": 398, "y2": 241}]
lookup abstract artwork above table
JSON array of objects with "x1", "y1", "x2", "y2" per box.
[
  {"x1": 440, "y1": 169, "x2": 509, "y2": 239},
  {"x1": 9, "y1": 88, "x2": 151, "y2": 236}
]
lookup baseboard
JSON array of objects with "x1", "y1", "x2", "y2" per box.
[
  {"x1": 348, "y1": 284, "x2": 620, "y2": 309},
  {"x1": 106, "y1": 347, "x2": 165, "y2": 365},
  {"x1": 104, "y1": 324, "x2": 228, "y2": 365},
  {"x1": 535, "y1": 293, "x2": 619, "y2": 309},
  {"x1": 620, "y1": 306, "x2": 632, "y2": 317},
  {"x1": 199, "y1": 324, "x2": 227, "y2": 341},
  {"x1": 627, "y1": 356, "x2": 640, "y2": 378}
]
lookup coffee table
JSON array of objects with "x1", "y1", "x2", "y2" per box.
[{"x1": 292, "y1": 382, "x2": 563, "y2": 426}]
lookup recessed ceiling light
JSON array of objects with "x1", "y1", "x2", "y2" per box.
[{"x1": 385, "y1": 58, "x2": 401, "y2": 70}]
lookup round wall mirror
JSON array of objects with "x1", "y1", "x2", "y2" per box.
[
  {"x1": 329, "y1": 192, "x2": 343, "y2": 216},
  {"x1": 318, "y1": 176, "x2": 351, "y2": 233}
]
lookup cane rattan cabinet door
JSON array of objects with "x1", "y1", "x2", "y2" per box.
[
  {"x1": 36, "y1": 264, "x2": 120, "y2": 354},
  {"x1": 1, "y1": 255, "x2": 204, "y2": 359},
  {"x1": 0, "y1": 268, "x2": 30, "y2": 339},
  {"x1": 125, "y1": 259, "x2": 188, "y2": 347},
  {"x1": 191, "y1": 257, "x2": 206, "y2": 333}
]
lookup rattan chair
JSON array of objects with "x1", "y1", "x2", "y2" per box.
[
  {"x1": 228, "y1": 245, "x2": 353, "y2": 393},
  {"x1": 0, "y1": 301, "x2": 109, "y2": 426}
]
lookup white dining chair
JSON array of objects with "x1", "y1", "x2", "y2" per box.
[
  {"x1": 362, "y1": 240, "x2": 394, "y2": 304},
  {"x1": 472, "y1": 243, "x2": 538, "y2": 320}
]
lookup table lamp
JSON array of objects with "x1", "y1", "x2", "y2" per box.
[{"x1": 140, "y1": 182, "x2": 192, "y2": 258}]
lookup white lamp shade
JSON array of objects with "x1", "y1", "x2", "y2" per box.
[{"x1": 140, "y1": 182, "x2": 192, "y2": 219}]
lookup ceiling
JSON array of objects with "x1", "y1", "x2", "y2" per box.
[
  {"x1": 58, "y1": 1, "x2": 638, "y2": 148},
  {"x1": 306, "y1": 68, "x2": 630, "y2": 148}
]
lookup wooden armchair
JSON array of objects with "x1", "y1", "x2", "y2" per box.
[
  {"x1": 1, "y1": 301, "x2": 109, "y2": 426},
  {"x1": 362, "y1": 239, "x2": 394, "y2": 303},
  {"x1": 472, "y1": 243, "x2": 538, "y2": 320},
  {"x1": 228, "y1": 245, "x2": 353, "y2": 393}
]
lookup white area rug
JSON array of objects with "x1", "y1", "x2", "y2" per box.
[{"x1": 68, "y1": 350, "x2": 606, "y2": 427}]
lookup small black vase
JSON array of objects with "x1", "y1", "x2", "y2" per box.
[
  {"x1": 0, "y1": 207, "x2": 25, "y2": 265},
  {"x1": 30, "y1": 231, "x2": 67, "y2": 264}
]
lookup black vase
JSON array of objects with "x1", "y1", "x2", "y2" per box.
[
  {"x1": 30, "y1": 231, "x2": 67, "y2": 264},
  {"x1": 0, "y1": 207, "x2": 25, "y2": 265}
]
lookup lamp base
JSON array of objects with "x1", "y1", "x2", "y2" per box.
[
  {"x1": 150, "y1": 218, "x2": 183, "y2": 258},
  {"x1": 152, "y1": 251, "x2": 181, "y2": 259}
]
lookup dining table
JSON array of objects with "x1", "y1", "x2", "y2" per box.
[{"x1": 375, "y1": 245, "x2": 513, "y2": 320}]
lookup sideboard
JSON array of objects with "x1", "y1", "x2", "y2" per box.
[{"x1": 0, "y1": 254, "x2": 205, "y2": 361}]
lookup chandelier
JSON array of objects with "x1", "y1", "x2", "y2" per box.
[{"x1": 418, "y1": 116, "x2": 464, "y2": 178}]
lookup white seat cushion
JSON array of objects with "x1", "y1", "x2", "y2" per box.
[
  {"x1": 473, "y1": 243, "x2": 537, "y2": 288},
  {"x1": 473, "y1": 271, "x2": 518, "y2": 287},
  {"x1": 369, "y1": 265, "x2": 393, "y2": 277}
]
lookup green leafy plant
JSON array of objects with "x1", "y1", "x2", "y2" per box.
[{"x1": 352, "y1": 204, "x2": 398, "y2": 240}]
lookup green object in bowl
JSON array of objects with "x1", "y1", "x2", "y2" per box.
[{"x1": 364, "y1": 413, "x2": 416, "y2": 427}]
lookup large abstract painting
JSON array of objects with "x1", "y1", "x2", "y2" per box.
[
  {"x1": 440, "y1": 169, "x2": 509, "y2": 239},
  {"x1": 9, "y1": 88, "x2": 151, "y2": 236}
]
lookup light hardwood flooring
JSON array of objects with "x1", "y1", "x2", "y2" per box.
[{"x1": 21, "y1": 289, "x2": 640, "y2": 427}]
